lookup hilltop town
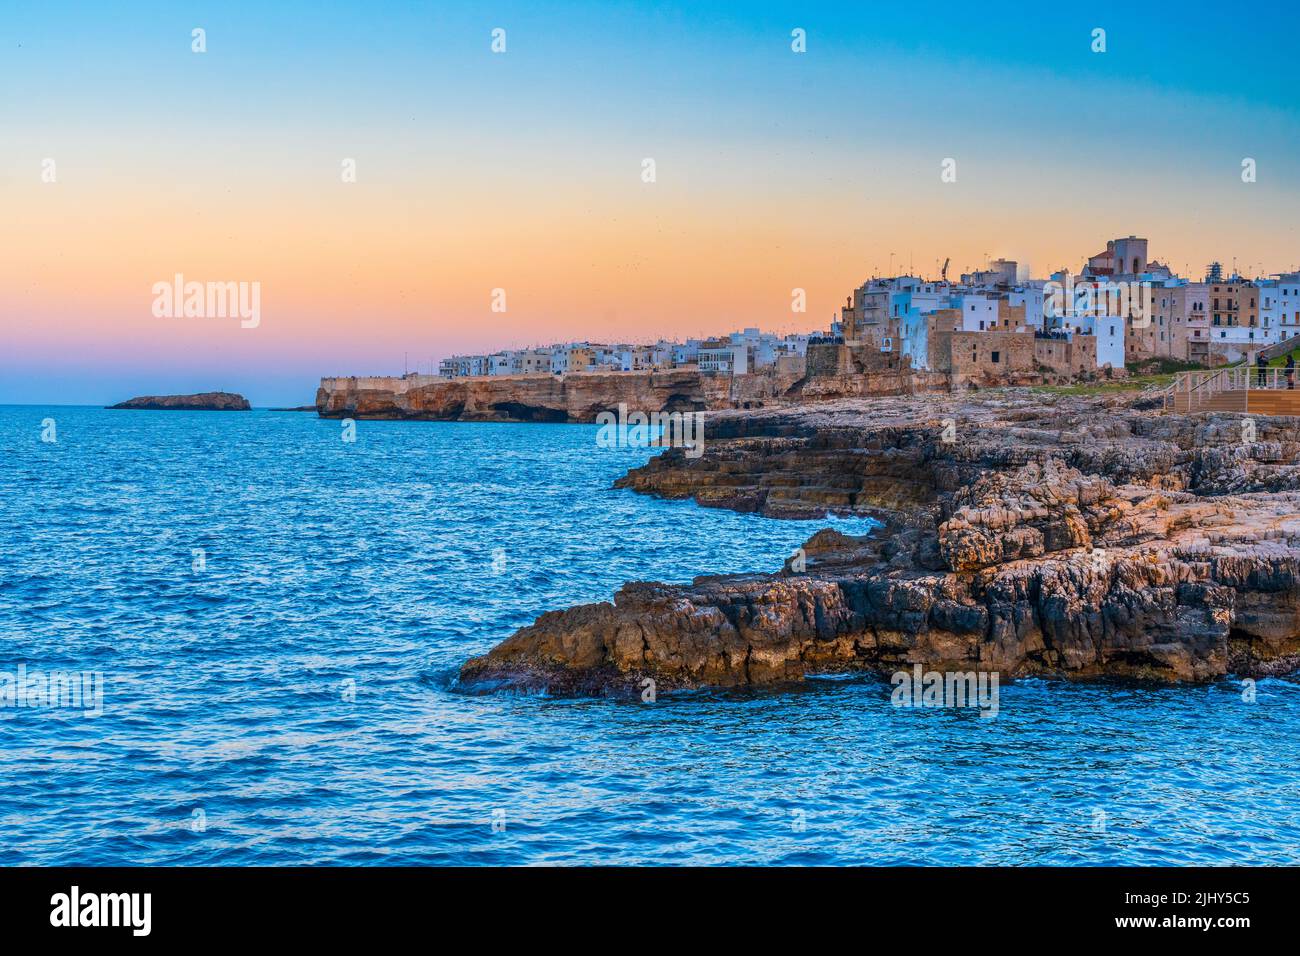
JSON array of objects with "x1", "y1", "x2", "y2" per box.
[
  {"x1": 318, "y1": 235, "x2": 1300, "y2": 420},
  {"x1": 435, "y1": 234, "x2": 1300, "y2": 384}
]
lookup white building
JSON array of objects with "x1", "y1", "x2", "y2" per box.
[
  {"x1": 1257, "y1": 279, "x2": 1296, "y2": 345},
  {"x1": 1094, "y1": 315, "x2": 1125, "y2": 368},
  {"x1": 1064, "y1": 314, "x2": 1125, "y2": 368},
  {"x1": 779, "y1": 333, "x2": 810, "y2": 357},
  {"x1": 728, "y1": 327, "x2": 781, "y2": 369},
  {"x1": 588, "y1": 345, "x2": 623, "y2": 370},
  {"x1": 1275, "y1": 274, "x2": 1300, "y2": 342},
  {"x1": 673, "y1": 340, "x2": 701, "y2": 366},
  {"x1": 899, "y1": 309, "x2": 931, "y2": 370},
  {"x1": 438, "y1": 354, "x2": 492, "y2": 378},
  {"x1": 1007, "y1": 286, "x2": 1045, "y2": 330},
  {"x1": 651, "y1": 340, "x2": 676, "y2": 367},
  {"x1": 955, "y1": 294, "x2": 1000, "y2": 332},
  {"x1": 698, "y1": 340, "x2": 748, "y2": 375},
  {"x1": 549, "y1": 345, "x2": 569, "y2": 374},
  {"x1": 889, "y1": 284, "x2": 952, "y2": 324}
]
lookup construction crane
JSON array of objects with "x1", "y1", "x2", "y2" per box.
[{"x1": 940, "y1": 257, "x2": 950, "y2": 282}]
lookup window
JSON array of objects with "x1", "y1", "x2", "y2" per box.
[{"x1": 991, "y1": 351, "x2": 1000, "y2": 363}]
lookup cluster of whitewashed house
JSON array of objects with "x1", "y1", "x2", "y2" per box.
[
  {"x1": 437, "y1": 237, "x2": 1299, "y2": 382},
  {"x1": 844, "y1": 257, "x2": 1121, "y2": 374},
  {"x1": 437, "y1": 328, "x2": 827, "y2": 379},
  {"x1": 1072, "y1": 237, "x2": 1300, "y2": 363},
  {"x1": 847, "y1": 236, "x2": 1300, "y2": 371}
]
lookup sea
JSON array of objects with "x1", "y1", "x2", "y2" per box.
[{"x1": 1, "y1": 406, "x2": 1297, "y2": 865}]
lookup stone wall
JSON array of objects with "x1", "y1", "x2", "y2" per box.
[
  {"x1": 798, "y1": 342, "x2": 944, "y2": 400},
  {"x1": 316, "y1": 366, "x2": 811, "y2": 421},
  {"x1": 1034, "y1": 334, "x2": 1097, "y2": 375},
  {"x1": 726, "y1": 365, "x2": 807, "y2": 408},
  {"x1": 805, "y1": 343, "x2": 852, "y2": 377},
  {"x1": 938, "y1": 330, "x2": 1036, "y2": 385},
  {"x1": 316, "y1": 369, "x2": 713, "y2": 422}
]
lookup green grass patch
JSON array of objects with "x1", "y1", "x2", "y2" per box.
[
  {"x1": 1029, "y1": 358, "x2": 1213, "y2": 396},
  {"x1": 1265, "y1": 347, "x2": 1300, "y2": 367},
  {"x1": 1029, "y1": 373, "x2": 1177, "y2": 396},
  {"x1": 1127, "y1": 358, "x2": 1208, "y2": 377}
]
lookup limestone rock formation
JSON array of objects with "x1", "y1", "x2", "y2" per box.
[{"x1": 461, "y1": 390, "x2": 1300, "y2": 692}]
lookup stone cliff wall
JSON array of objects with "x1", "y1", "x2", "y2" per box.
[
  {"x1": 317, "y1": 370, "x2": 717, "y2": 422},
  {"x1": 317, "y1": 364, "x2": 948, "y2": 422}
]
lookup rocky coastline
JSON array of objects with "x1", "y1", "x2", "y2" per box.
[
  {"x1": 107, "y1": 391, "x2": 251, "y2": 411},
  {"x1": 460, "y1": 390, "x2": 1300, "y2": 693},
  {"x1": 312, "y1": 367, "x2": 847, "y2": 423}
]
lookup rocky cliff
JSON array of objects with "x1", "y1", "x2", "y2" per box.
[
  {"x1": 461, "y1": 391, "x2": 1300, "y2": 692},
  {"x1": 313, "y1": 366, "x2": 873, "y2": 422},
  {"x1": 108, "y1": 391, "x2": 250, "y2": 411},
  {"x1": 316, "y1": 370, "x2": 716, "y2": 422}
]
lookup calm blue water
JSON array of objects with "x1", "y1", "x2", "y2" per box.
[{"x1": 1, "y1": 405, "x2": 1298, "y2": 866}]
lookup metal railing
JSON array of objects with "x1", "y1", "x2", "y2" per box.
[{"x1": 1164, "y1": 366, "x2": 1296, "y2": 411}]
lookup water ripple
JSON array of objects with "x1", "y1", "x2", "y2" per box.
[{"x1": 1, "y1": 407, "x2": 1297, "y2": 864}]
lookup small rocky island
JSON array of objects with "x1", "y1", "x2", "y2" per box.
[
  {"x1": 108, "y1": 391, "x2": 251, "y2": 411},
  {"x1": 461, "y1": 389, "x2": 1300, "y2": 694}
]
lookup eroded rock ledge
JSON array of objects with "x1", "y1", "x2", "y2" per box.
[{"x1": 460, "y1": 391, "x2": 1300, "y2": 692}]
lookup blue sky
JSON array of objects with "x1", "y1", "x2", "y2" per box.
[{"x1": 3, "y1": 1, "x2": 1298, "y2": 404}]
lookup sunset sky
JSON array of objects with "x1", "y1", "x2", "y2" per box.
[{"x1": 3, "y1": 1, "x2": 1299, "y2": 405}]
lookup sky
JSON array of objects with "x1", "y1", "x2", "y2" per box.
[{"x1": 3, "y1": 1, "x2": 1299, "y2": 406}]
